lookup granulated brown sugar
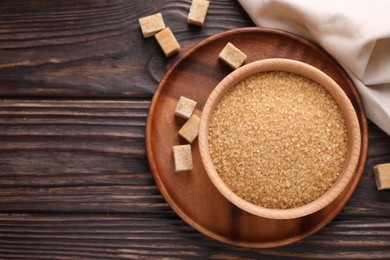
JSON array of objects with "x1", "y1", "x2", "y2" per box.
[{"x1": 208, "y1": 71, "x2": 348, "y2": 209}]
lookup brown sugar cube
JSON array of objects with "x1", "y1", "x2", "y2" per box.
[
  {"x1": 175, "y1": 96, "x2": 197, "y2": 119},
  {"x1": 187, "y1": 0, "x2": 210, "y2": 26},
  {"x1": 373, "y1": 163, "x2": 390, "y2": 190},
  {"x1": 218, "y1": 42, "x2": 247, "y2": 69},
  {"x1": 173, "y1": 144, "x2": 193, "y2": 172},
  {"x1": 155, "y1": 27, "x2": 181, "y2": 57},
  {"x1": 139, "y1": 13, "x2": 165, "y2": 38},
  {"x1": 179, "y1": 114, "x2": 200, "y2": 144}
]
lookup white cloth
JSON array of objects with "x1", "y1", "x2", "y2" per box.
[{"x1": 238, "y1": 0, "x2": 390, "y2": 135}]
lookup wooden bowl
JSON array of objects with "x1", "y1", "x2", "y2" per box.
[{"x1": 199, "y1": 58, "x2": 361, "y2": 220}]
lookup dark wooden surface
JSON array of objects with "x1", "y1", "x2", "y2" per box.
[{"x1": 0, "y1": 0, "x2": 389, "y2": 259}]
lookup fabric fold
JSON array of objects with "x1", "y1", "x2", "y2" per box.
[{"x1": 238, "y1": 0, "x2": 390, "y2": 135}]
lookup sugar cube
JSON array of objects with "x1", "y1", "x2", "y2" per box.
[
  {"x1": 218, "y1": 42, "x2": 247, "y2": 69},
  {"x1": 173, "y1": 144, "x2": 193, "y2": 172},
  {"x1": 187, "y1": 0, "x2": 210, "y2": 27},
  {"x1": 374, "y1": 163, "x2": 390, "y2": 190},
  {"x1": 175, "y1": 96, "x2": 197, "y2": 119},
  {"x1": 139, "y1": 13, "x2": 165, "y2": 38},
  {"x1": 179, "y1": 114, "x2": 200, "y2": 143},
  {"x1": 155, "y1": 27, "x2": 181, "y2": 57}
]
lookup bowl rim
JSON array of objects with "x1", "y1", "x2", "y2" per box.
[{"x1": 198, "y1": 58, "x2": 362, "y2": 220}]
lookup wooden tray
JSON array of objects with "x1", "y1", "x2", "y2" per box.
[{"x1": 145, "y1": 28, "x2": 368, "y2": 248}]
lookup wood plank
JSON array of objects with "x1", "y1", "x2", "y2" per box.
[
  {"x1": 0, "y1": 215, "x2": 388, "y2": 259},
  {"x1": 0, "y1": 100, "x2": 168, "y2": 213},
  {"x1": 0, "y1": 100, "x2": 389, "y2": 217},
  {"x1": 0, "y1": 101, "x2": 388, "y2": 257},
  {"x1": 0, "y1": 0, "x2": 253, "y2": 98}
]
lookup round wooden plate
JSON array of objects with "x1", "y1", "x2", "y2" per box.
[{"x1": 146, "y1": 28, "x2": 368, "y2": 248}]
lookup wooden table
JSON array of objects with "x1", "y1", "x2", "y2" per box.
[{"x1": 0, "y1": 1, "x2": 389, "y2": 258}]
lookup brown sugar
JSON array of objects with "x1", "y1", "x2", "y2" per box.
[
  {"x1": 139, "y1": 13, "x2": 165, "y2": 38},
  {"x1": 208, "y1": 71, "x2": 348, "y2": 209},
  {"x1": 373, "y1": 163, "x2": 390, "y2": 190},
  {"x1": 155, "y1": 27, "x2": 181, "y2": 57},
  {"x1": 187, "y1": 0, "x2": 210, "y2": 27},
  {"x1": 173, "y1": 144, "x2": 193, "y2": 172},
  {"x1": 218, "y1": 42, "x2": 247, "y2": 69}
]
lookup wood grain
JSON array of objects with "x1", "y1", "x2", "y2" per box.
[
  {"x1": 0, "y1": 100, "x2": 164, "y2": 213},
  {"x1": 0, "y1": 100, "x2": 389, "y2": 258},
  {"x1": 0, "y1": 0, "x2": 253, "y2": 98},
  {"x1": 0, "y1": 0, "x2": 389, "y2": 258},
  {"x1": 0, "y1": 214, "x2": 388, "y2": 259}
]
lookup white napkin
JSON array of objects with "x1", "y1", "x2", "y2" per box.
[{"x1": 238, "y1": 0, "x2": 390, "y2": 135}]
